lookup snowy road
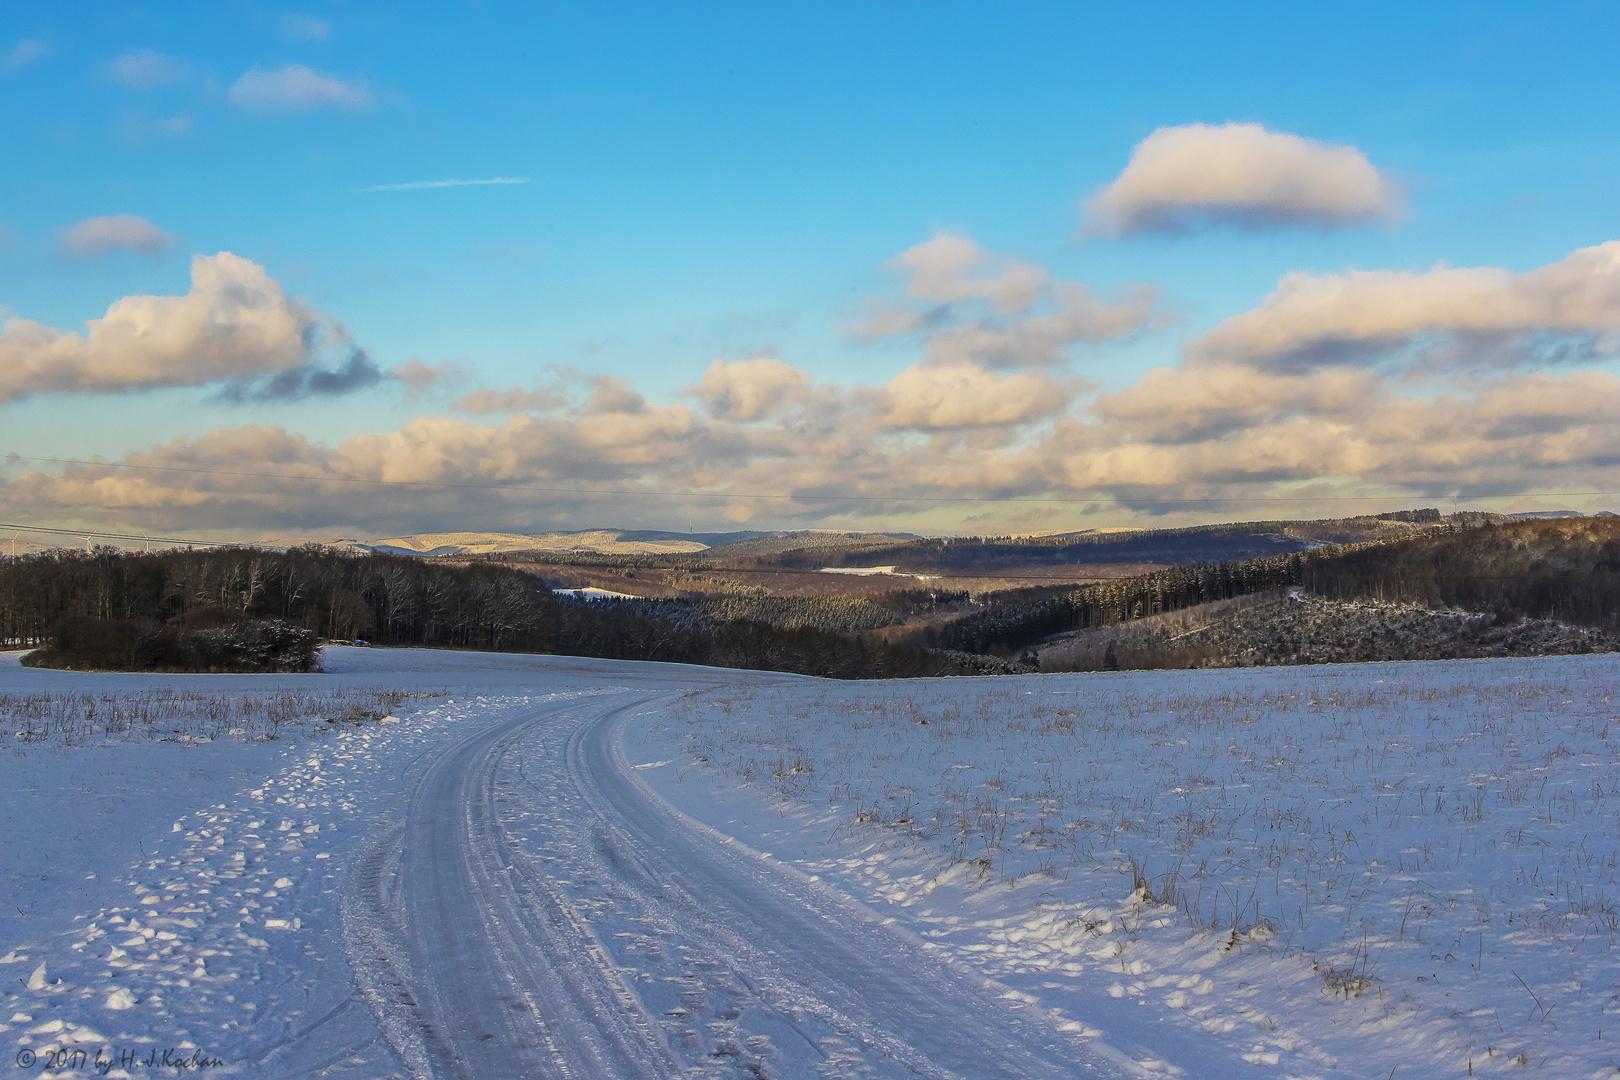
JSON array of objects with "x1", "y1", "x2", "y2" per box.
[{"x1": 346, "y1": 689, "x2": 1121, "y2": 1079}]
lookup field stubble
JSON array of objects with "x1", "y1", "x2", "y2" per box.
[
  {"x1": 669, "y1": 656, "x2": 1620, "y2": 1076},
  {"x1": 0, "y1": 684, "x2": 440, "y2": 746}
]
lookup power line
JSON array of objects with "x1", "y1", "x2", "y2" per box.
[
  {"x1": 0, "y1": 522, "x2": 226, "y2": 548},
  {"x1": 5, "y1": 454, "x2": 1619, "y2": 507}
]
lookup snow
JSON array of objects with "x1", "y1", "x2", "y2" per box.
[
  {"x1": 815, "y1": 566, "x2": 941, "y2": 581},
  {"x1": 367, "y1": 529, "x2": 711, "y2": 556},
  {"x1": 1, "y1": 646, "x2": 1616, "y2": 1078},
  {"x1": 635, "y1": 654, "x2": 1620, "y2": 1078},
  {"x1": 551, "y1": 586, "x2": 643, "y2": 600}
]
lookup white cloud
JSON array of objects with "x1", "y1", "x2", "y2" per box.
[
  {"x1": 1092, "y1": 363, "x2": 1384, "y2": 444},
  {"x1": 60, "y1": 214, "x2": 175, "y2": 258},
  {"x1": 0, "y1": 252, "x2": 322, "y2": 400},
  {"x1": 879, "y1": 362, "x2": 1072, "y2": 429},
  {"x1": 391, "y1": 358, "x2": 464, "y2": 393},
  {"x1": 228, "y1": 63, "x2": 370, "y2": 111},
  {"x1": 694, "y1": 358, "x2": 812, "y2": 420},
  {"x1": 3, "y1": 39, "x2": 47, "y2": 71},
  {"x1": 357, "y1": 177, "x2": 530, "y2": 193},
  {"x1": 453, "y1": 386, "x2": 566, "y2": 414},
  {"x1": 893, "y1": 234, "x2": 1048, "y2": 312},
  {"x1": 1191, "y1": 241, "x2": 1620, "y2": 370},
  {"x1": 920, "y1": 281, "x2": 1162, "y2": 368},
  {"x1": 1085, "y1": 122, "x2": 1399, "y2": 236},
  {"x1": 280, "y1": 14, "x2": 330, "y2": 42},
  {"x1": 855, "y1": 233, "x2": 1163, "y2": 368},
  {"x1": 10, "y1": 360, "x2": 1620, "y2": 533},
  {"x1": 109, "y1": 48, "x2": 190, "y2": 89},
  {"x1": 9, "y1": 236, "x2": 1620, "y2": 533},
  {"x1": 584, "y1": 375, "x2": 646, "y2": 416}
]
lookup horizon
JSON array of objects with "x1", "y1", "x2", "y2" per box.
[
  {"x1": 5, "y1": 504, "x2": 1608, "y2": 558},
  {"x1": 6, "y1": 2, "x2": 1620, "y2": 541}
]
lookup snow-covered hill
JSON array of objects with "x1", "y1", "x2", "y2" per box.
[{"x1": 365, "y1": 529, "x2": 713, "y2": 557}]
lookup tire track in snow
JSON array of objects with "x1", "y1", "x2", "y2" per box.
[
  {"x1": 565, "y1": 701, "x2": 1131, "y2": 1078},
  {"x1": 346, "y1": 690, "x2": 1130, "y2": 1079},
  {"x1": 343, "y1": 697, "x2": 678, "y2": 1079}
]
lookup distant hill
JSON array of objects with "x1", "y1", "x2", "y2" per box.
[
  {"x1": 700, "y1": 531, "x2": 920, "y2": 559},
  {"x1": 364, "y1": 527, "x2": 905, "y2": 558},
  {"x1": 717, "y1": 512, "x2": 1448, "y2": 576},
  {"x1": 911, "y1": 515, "x2": 1620, "y2": 669},
  {"x1": 366, "y1": 529, "x2": 716, "y2": 557}
]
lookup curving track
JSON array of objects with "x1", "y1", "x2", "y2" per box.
[{"x1": 343, "y1": 692, "x2": 1125, "y2": 1079}]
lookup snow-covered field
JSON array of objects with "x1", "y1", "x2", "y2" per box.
[
  {"x1": 638, "y1": 654, "x2": 1620, "y2": 1078},
  {"x1": 1, "y1": 647, "x2": 1616, "y2": 1078}
]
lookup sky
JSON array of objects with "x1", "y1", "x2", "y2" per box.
[{"x1": 4, "y1": 1, "x2": 1620, "y2": 542}]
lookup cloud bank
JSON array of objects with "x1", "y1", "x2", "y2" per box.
[
  {"x1": 5, "y1": 238, "x2": 1620, "y2": 534},
  {"x1": 1086, "y1": 123, "x2": 1399, "y2": 235},
  {"x1": 1190, "y1": 241, "x2": 1620, "y2": 370}
]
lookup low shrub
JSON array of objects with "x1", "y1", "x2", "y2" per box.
[{"x1": 22, "y1": 615, "x2": 319, "y2": 673}]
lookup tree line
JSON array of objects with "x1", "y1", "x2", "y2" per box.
[
  {"x1": 734, "y1": 514, "x2": 1441, "y2": 576},
  {"x1": 0, "y1": 546, "x2": 993, "y2": 678},
  {"x1": 913, "y1": 517, "x2": 1620, "y2": 657}
]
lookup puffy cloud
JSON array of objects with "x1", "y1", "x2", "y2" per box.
[
  {"x1": 694, "y1": 358, "x2": 812, "y2": 420},
  {"x1": 921, "y1": 281, "x2": 1161, "y2": 368},
  {"x1": 855, "y1": 233, "x2": 1163, "y2": 368},
  {"x1": 228, "y1": 64, "x2": 370, "y2": 111},
  {"x1": 1085, "y1": 123, "x2": 1398, "y2": 236},
  {"x1": 878, "y1": 362, "x2": 1072, "y2": 429},
  {"x1": 585, "y1": 375, "x2": 646, "y2": 416},
  {"x1": 0, "y1": 252, "x2": 322, "y2": 401},
  {"x1": 60, "y1": 214, "x2": 174, "y2": 258},
  {"x1": 1092, "y1": 363, "x2": 1383, "y2": 444},
  {"x1": 108, "y1": 48, "x2": 189, "y2": 89},
  {"x1": 1357, "y1": 371, "x2": 1620, "y2": 478},
  {"x1": 1191, "y1": 241, "x2": 1620, "y2": 370},
  {"x1": 892, "y1": 234, "x2": 1048, "y2": 312}
]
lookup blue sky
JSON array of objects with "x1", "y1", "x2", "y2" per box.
[{"x1": 4, "y1": 2, "x2": 1620, "y2": 539}]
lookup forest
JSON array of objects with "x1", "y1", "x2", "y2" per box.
[
  {"x1": 917, "y1": 516, "x2": 1620, "y2": 658},
  {"x1": 1, "y1": 515, "x2": 1614, "y2": 675},
  {"x1": 715, "y1": 511, "x2": 1445, "y2": 575},
  {"x1": 0, "y1": 545, "x2": 993, "y2": 678}
]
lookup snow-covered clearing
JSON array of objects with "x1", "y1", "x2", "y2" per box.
[
  {"x1": 551, "y1": 587, "x2": 643, "y2": 601},
  {"x1": 2, "y1": 647, "x2": 1616, "y2": 1078},
  {"x1": 637, "y1": 654, "x2": 1620, "y2": 1078}
]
